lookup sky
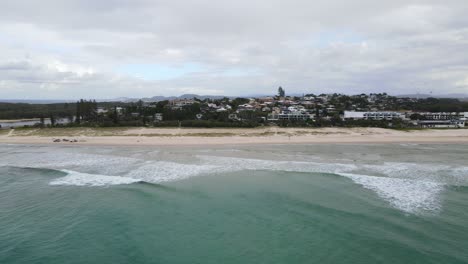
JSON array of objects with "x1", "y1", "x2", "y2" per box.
[{"x1": 1, "y1": 0, "x2": 468, "y2": 99}]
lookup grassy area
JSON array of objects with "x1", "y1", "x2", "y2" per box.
[
  {"x1": 11, "y1": 127, "x2": 244, "y2": 137},
  {"x1": 125, "y1": 132, "x2": 238, "y2": 137},
  {"x1": 6, "y1": 127, "x2": 334, "y2": 138},
  {"x1": 7, "y1": 126, "x2": 465, "y2": 138},
  {"x1": 12, "y1": 127, "x2": 132, "y2": 137}
]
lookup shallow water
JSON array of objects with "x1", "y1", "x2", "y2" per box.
[{"x1": 1, "y1": 143, "x2": 468, "y2": 263}]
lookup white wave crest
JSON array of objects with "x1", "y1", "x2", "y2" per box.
[
  {"x1": 10, "y1": 149, "x2": 460, "y2": 214},
  {"x1": 50, "y1": 170, "x2": 141, "y2": 187},
  {"x1": 337, "y1": 172, "x2": 444, "y2": 213},
  {"x1": 363, "y1": 162, "x2": 468, "y2": 186},
  {"x1": 199, "y1": 156, "x2": 448, "y2": 213},
  {"x1": 125, "y1": 162, "x2": 221, "y2": 183},
  {"x1": 197, "y1": 156, "x2": 357, "y2": 174},
  {"x1": 0, "y1": 151, "x2": 142, "y2": 176}
]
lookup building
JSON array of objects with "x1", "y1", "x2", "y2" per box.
[
  {"x1": 344, "y1": 111, "x2": 403, "y2": 120},
  {"x1": 216, "y1": 107, "x2": 228, "y2": 112},
  {"x1": 417, "y1": 120, "x2": 465, "y2": 128},
  {"x1": 115, "y1": 107, "x2": 124, "y2": 115},
  {"x1": 170, "y1": 99, "x2": 195, "y2": 110},
  {"x1": 96, "y1": 107, "x2": 108, "y2": 114},
  {"x1": 413, "y1": 112, "x2": 468, "y2": 120},
  {"x1": 237, "y1": 104, "x2": 255, "y2": 111},
  {"x1": 267, "y1": 112, "x2": 311, "y2": 121},
  {"x1": 407, "y1": 112, "x2": 467, "y2": 128},
  {"x1": 154, "y1": 113, "x2": 163, "y2": 122}
]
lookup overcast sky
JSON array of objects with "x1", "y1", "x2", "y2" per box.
[{"x1": 1, "y1": 0, "x2": 468, "y2": 99}]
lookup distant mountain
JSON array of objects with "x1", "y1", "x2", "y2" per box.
[
  {"x1": 440, "y1": 93, "x2": 468, "y2": 99},
  {"x1": 179, "y1": 94, "x2": 228, "y2": 100},
  {"x1": 396, "y1": 93, "x2": 468, "y2": 99},
  {"x1": 0, "y1": 95, "x2": 231, "y2": 104},
  {"x1": 138, "y1": 94, "x2": 231, "y2": 102},
  {"x1": 102, "y1": 97, "x2": 139, "y2": 102}
]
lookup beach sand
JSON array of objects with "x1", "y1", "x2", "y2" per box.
[{"x1": 1, "y1": 127, "x2": 468, "y2": 146}]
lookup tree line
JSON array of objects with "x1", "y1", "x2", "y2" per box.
[{"x1": 1, "y1": 96, "x2": 468, "y2": 129}]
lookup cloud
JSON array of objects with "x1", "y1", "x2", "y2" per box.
[{"x1": 1, "y1": 0, "x2": 468, "y2": 99}]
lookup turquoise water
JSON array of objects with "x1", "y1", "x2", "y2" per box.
[{"x1": 1, "y1": 144, "x2": 468, "y2": 263}]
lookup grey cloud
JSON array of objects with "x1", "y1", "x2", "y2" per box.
[
  {"x1": 1, "y1": 0, "x2": 468, "y2": 99},
  {"x1": 0, "y1": 61, "x2": 33, "y2": 71}
]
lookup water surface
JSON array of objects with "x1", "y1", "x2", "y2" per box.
[{"x1": 1, "y1": 143, "x2": 467, "y2": 263}]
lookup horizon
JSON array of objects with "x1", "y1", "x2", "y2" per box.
[
  {"x1": 2, "y1": 1, "x2": 468, "y2": 99},
  {"x1": 1, "y1": 91, "x2": 468, "y2": 102}
]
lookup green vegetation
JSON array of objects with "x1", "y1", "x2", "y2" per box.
[
  {"x1": 0, "y1": 102, "x2": 75, "y2": 120},
  {"x1": 11, "y1": 127, "x2": 135, "y2": 137},
  {"x1": 1, "y1": 94, "x2": 468, "y2": 130},
  {"x1": 153, "y1": 120, "x2": 258, "y2": 128}
]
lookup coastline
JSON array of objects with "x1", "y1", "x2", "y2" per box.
[{"x1": 1, "y1": 127, "x2": 468, "y2": 146}]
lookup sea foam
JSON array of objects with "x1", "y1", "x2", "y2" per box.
[
  {"x1": 50, "y1": 170, "x2": 141, "y2": 187},
  {"x1": 125, "y1": 162, "x2": 221, "y2": 183},
  {"x1": 4, "y1": 146, "x2": 461, "y2": 214},
  {"x1": 197, "y1": 156, "x2": 457, "y2": 213},
  {"x1": 197, "y1": 156, "x2": 357, "y2": 174},
  {"x1": 337, "y1": 172, "x2": 444, "y2": 214},
  {"x1": 363, "y1": 162, "x2": 468, "y2": 185}
]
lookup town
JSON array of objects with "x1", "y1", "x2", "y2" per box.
[{"x1": 1, "y1": 88, "x2": 468, "y2": 129}]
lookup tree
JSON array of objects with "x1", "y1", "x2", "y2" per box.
[
  {"x1": 112, "y1": 106, "x2": 119, "y2": 124},
  {"x1": 278, "y1": 86, "x2": 285, "y2": 97},
  {"x1": 75, "y1": 99, "x2": 98, "y2": 124},
  {"x1": 410, "y1": 113, "x2": 425, "y2": 120},
  {"x1": 50, "y1": 114, "x2": 56, "y2": 126},
  {"x1": 76, "y1": 100, "x2": 81, "y2": 124},
  {"x1": 230, "y1": 98, "x2": 250, "y2": 110}
]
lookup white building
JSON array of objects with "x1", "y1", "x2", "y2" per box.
[
  {"x1": 96, "y1": 107, "x2": 108, "y2": 114},
  {"x1": 154, "y1": 113, "x2": 163, "y2": 122},
  {"x1": 417, "y1": 120, "x2": 465, "y2": 128},
  {"x1": 115, "y1": 107, "x2": 124, "y2": 115},
  {"x1": 344, "y1": 111, "x2": 403, "y2": 120},
  {"x1": 171, "y1": 99, "x2": 195, "y2": 110},
  {"x1": 237, "y1": 104, "x2": 255, "y2": 111},
  {"x1": 405, "y1": 112, "x2": 467, "y2": 128},
  {"x1": 267, "y1": 112, "x2": 311, "y2": 121},
  {"x1": 413, "y1": 112, "x2": 468, "y2": 120}
]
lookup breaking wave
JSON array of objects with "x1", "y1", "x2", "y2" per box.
[
  {"x1": 3, "y1": 146, "x2": 467, "y2": 214},
  {"x1": 125, "y1": 162, "x2": 221, "y2": 183},
  {"x1": 50, "y1": 170, "x2": 141, "y2": 187},
  {"x1": 337, "y1": 172, "x2": 444, "y2": 214}
]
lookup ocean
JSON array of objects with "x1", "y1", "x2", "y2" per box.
[{"x1": 1, "y1": 143, "x2": 467, "y2": 263}]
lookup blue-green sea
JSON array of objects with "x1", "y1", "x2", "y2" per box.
[{"x1": 1, "y1": 143, "x2": 468, "y2": 263}]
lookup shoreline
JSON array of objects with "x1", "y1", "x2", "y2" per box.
[{"x1": 1, "y1": 127, "x2": 468, "y2": 146}]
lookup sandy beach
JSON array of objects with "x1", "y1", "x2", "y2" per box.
[
  {"x1": 1, "y1": 127, "x2": 468, "y2": 146},
  {"x1": 0, "y1": 119, "x2": 41, "y2": 123}
]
